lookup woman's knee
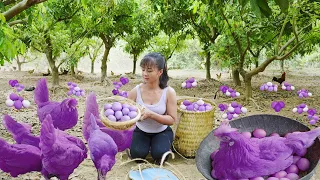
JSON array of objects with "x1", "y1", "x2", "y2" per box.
[
  {"x1": 130, "y1": 145, "x2": 149, "y2": 159},
  {"x1": 150, "y1": 147, "x2": 170, "y2": 160}
]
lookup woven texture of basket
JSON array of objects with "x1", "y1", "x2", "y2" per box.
[
  {"x1": 173, "y1": 97, "x2": 216, "y2": 158},
  {"x1": 99, "y1": 96, "x2": 143, "y2": 130}
]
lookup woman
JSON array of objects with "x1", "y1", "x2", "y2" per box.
[{"x1": 128, "y1": 52, "x2": 177, "y2": 164}]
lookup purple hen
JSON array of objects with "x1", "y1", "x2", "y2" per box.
[
  {"x1": 34, "y1": 78, "x2": 78, "y2": 130},
  {"x1": 0, "y1": 137, "x2": 42, "y2": 177},
  {"x1": 88, "y1": 114, "x2": 118, "y2": 180},
  {"x1": 83, "y1": 92, "x2": 134, "y2": 152},
  {"x1": 3, "y1": 115, "x2": 40, "y2": 148},
  {"x1": 39, "y1": 114, "x2": 87, "y2": 180}
]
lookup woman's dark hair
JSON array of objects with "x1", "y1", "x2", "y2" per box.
[{"x1": 140, "y1": 52, "x2": 169, "y2": 89}]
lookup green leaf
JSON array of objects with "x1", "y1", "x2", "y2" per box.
[
  {"x1": 275, "y1": 0, "x2": 289, "y2": 13},
  {"x1": 0, "y1": 13, "x2": 6, "y2": 23},
  {"x1": 250, "y1": 0, "x2": 261, "y2": 17},
  {"x1": 239, "y1": 0, "x2": 249, "y2": 7},
  {"x1": 257, "y1": 0, "x2": 272, "y2": 17}
]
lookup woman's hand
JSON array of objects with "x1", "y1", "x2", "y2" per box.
[{"x1": 140, "y1": 108, "x2": 155, "y2": 121}]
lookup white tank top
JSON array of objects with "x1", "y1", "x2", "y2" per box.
[{"x1": 135, "y1": 84, "x2": 168, "y2": 133}]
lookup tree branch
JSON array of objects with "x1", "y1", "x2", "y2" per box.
[
  {"x1": 2, "y1": 0, "x2": 17, "y2": 6},
  {"x1": 189, "y1": 12, "x2": 216, "y2": 44},
  {"x1": 3, "y1": 0, "x2": 47, "y2": 21},
  {"x1": 8, "y1": 18, "x2": 27, "y2": 26},
  {"x1": 276, "y1": 15, "x2": 288, "y2": 55}
]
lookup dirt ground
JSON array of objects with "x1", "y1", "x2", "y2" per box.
[{"x1": 0, "y1": 68, "x2": 319, "y2": 180}]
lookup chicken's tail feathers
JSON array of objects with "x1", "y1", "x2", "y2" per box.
[
  {"x1": 40, "y1": 114, "x2": 56, "y2": 148},
  {"x1": 34, "y1": 78, "x2": 49, "y2": 105},
  {"x1": 83, "y1": 92, "x2": 100, "y2": 141},
  {"x1": 90, "y1": 114, "x2": 99, "y2": 133},
  {"x1": 0, "y1": 137, "x2": 9, "y2": 150},
  {"x1": 3, "y1": 115, "x2": 31, "y2": 140}
]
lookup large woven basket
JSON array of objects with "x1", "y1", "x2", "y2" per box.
[
  {"x1": 173, "y1": 96, "x2": 216, "y2": 158},
  {"x1": 100, "y1": 96, "x2": 143, "y2": 130}
]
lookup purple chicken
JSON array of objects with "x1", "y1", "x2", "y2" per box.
[
  {"x1": 3, "y1": 115, "x2": 40, "y2": 148},
  {"x1": 34, "y1": 78, "x2": 78, "y2": 130},
  {"x1": 0, "y1": 137, "x2": 42, "y2": 177},
  {"x1": 212, "y1": 121, "x2": 320, "y2": 179},
  {"x1": 39, "y1": 114, "x2": 87, "y2": 180},
  {"x1": 83, "y1": 92, "x2": 134, "y2": 152},
  {"x1": 88, "y1": 114, "x2": 118, "y2": 180}
]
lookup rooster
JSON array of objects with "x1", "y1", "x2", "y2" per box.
[
  {"x1": 272, "y1": 72, "x2": 286, "y2": 85},
  {"x1": 212, "y1": 121, "x2": 320, "y2": 179},
  {"x1": 34, "y1": 78, "x2": 78, "y2": 130},
  {"x1": 39, "y1": 114, "x2": 87, "y2": 180},
  {"x1": 0, "y1": 137, "x2": 42, "y2": 177},
  {"x1": 82, "y1": 92, "x2": 134, "y2": 152},
  {"x1": 216, "y1": 72, "x2": 222, "y2": 81},
  {"x1": 88, "y1": 114, "x2": 117, "y2": 180},
  {"x1": 2, "y1": 115, "x2": 40, "y2": 148}
]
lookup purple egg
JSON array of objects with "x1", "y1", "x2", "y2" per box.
[
  {"x1": 296, "y1": 158, "x2": 310, "y2": 171},
  {"x1": 18, "y1": 96, "x2": 24, "y2": 101},
  {"x1": 268, "y1": 86, "x2": 274, "y2": 91},
  {"x1": 194, "y1": 103, "x2": 199, "y2": 110},
  {"x1": 183, "y1": 100, "x2": 192, "y2": 106},
  {"x1": 112, "y1": 102, "x2": 122, "y2": 111},
  {"x1": 274, "y1": 171, "x2": 287, "y2": 178},
  {"x1": 198, "y1": 105, "x2": 206, "y2": 111},
  {"x1": 122, "y1": 104, "x2": 130, "y2": 108},
  {"x1": 313, "y1": 115, "x2": 319, "y2": 121},
  {"x1": 285, "y1": 173, "x2": 299, "y2": 180},
  {"x1": 274, "y1": 86, "x2": 278, "y2": 91},
  {"x1": 279, "y1": 178, "x2": 290, "y2": 180},
  {"x1": 104, "y1": 103, "x2": 112, "y2": 110},
  {"x1": 188, "y1": 77, "x2": 195, "y2": 83},
  {"x1": 274, "y1": 104, "x2": 283, "y2": 112},
  {"x1": 67, "y1": 91, "x2": 73, "y2": 96},
  {"x1": 122, "y1": 107, "x2": 130, "y2": 115},
  {"x1": 299, "y1": 94, "x2": 303, "y2": 98},
  {"x1": 286, "y1": 86, "x2": 291, "y2": 91},
  {"x1": 19, "y1": 84, "x2": 24, "y2": 89},
  {"x1": 278, "y1": 101, "x2": 285, "y2": 108},
  {"x1": 128, "y1": 111, "x2": 138, "y2": 119},
  {"x1": 15, "y1": 83, "x2": 20, "y2": 87},
  {"x1": 227, "y1": 113, "x2": 233, "y2": 120},
  {"x1": 218, "y1": 104, "x2": 226, "y2": 111},
  {"x1": 270, "y1": 133, "x2": 280, "y2": 137},
  {"x1": 250, "y1": 177, "x2": 264, "y2": 180},
  {"x1": 205, "y1": 105, "x2": 212, "y2": 111},
  {"x1": 310, "y1": 120, "x2": 317, "y2": 125},
  {"x1": 9, "y1": 93, "x2": 19, "y2": 101},
  {"x1": 230, "y1": 92, "x2": 236, "y2": 97},
  {"x1": 80, "y1": 91, "x2": 85, "y2": 96},
  {"x1": 113, "y1": 81, "x2": 118, "y2": 85},
  {"x1": 284, "y1": 82, "x2": 289, "y2": 86},
  {"x1": 75, "y1": 91, "x2": 81, "y2": 96},
  {"x1": 14, "y1": 100, "x2": 23, "y2": 110},
  {"x1": 299, "y1": 103, "x2": 306, "y2": 108},
  {"x1": 260, "y1": 85, "x2": 265, "y2": 91},
  {"x1": 67, "y1": 82, "x2": 72, "y2": 86},
  {"x1": 115, "y1": 111, "x2": 123, "y2": 120},
  {"x1": 293, "y1": 156, "x2": 301, "y2": 164},
  {"x1": 299, "y1": 148, "x2": 307, "y2": 156},
  {"x1": 234, "y1": 107, "x2": 242, "y2": 114},
  {"x1": 267, "y1": 177, "x2": 279, "y2": 180},
  {"x1": 112, "y1": 89, "x2": 119, "y2": 95},
  {"x1": 253, "y1": 129, "x2": 267, "y2": 138},
  {"x1": 297, "y1": 108, "x2": 303, "y2": 114},
  {"x1": 228, "y1": 88, "x2": 233, "y2": 93},
  {"x1": 107, "y1": 115, "x2": 117, "y2": 122},
  {"x1": 187, "y1": 104, "x2": 194, "y2": 111},
  {"x1": 114, "y1": 85, "x2": 121, "y2": 89},
  {"x1": 186, "y1": 82, "x2": 192, "y2": 89},
  {"x1": 129, "y1": 106, "x2": 137, "y2": 112},
  {"x1": 285, "y1": 164, "x2": 299, "y2": 174},
  {"x1": 242, "y1": 132, "x2": 252, "y2": 138},
  {"x1": 120, "y1": 115, "x2": 130, "y2": 121}
]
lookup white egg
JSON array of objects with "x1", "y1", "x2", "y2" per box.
[
  {"x1": 233, "y1": 114, "x2": 239, "y2": 118},
  {"x1": 5, "y1": 99, "x2": 14, "y2": 107},
  {"x1": 291, "y1": 86, "x2": 295, "y2": 90},
  {"x1": 226, "y1": 91, "x2": 231, "y2": 96},
  {"x1": 228, "y1": 106, "x2": 235, "y2": 112},
  {"x1": 22, "y1": 100, "x2": 31, "y2": 108},
  {"x1": 235, "y1": 92, "x2": 240, "y2": 97},
  {"x1": 222, "y1": 113, "x2": 228, "y2": 119},
  {"x1": 282, "y1": 86, "x2": 286, "y2": 90},
  {"x1": 180, "y1": 104, "x2": 186, "y2": 110},
  {"x1": 191, "y1": 81, "x2": 197, "y2": 87},
  {"x1": 74, "y1": 86, "x2": 80, "y2": 91},
  {"x1": 308, "y1": 92, "x2": 312, "y2": 97},
  {"x1": 181, "y1": 82, "x2": 186, "y2": 88},
  {"x1": 267, "y1": 82, "x2": 272, "y2": 86},
  {"x1": 197, "y1": 99, "x2": 205, "y2": 106},
  {"x1": 241, "y1": 107, "x2": 247, "y2": 113},
  {"x1": 292, "y1": 108, "x2": 298, "y2": 113},
  {"x1": 303, "y1": 107, "x2": 308, "y2": 112}
]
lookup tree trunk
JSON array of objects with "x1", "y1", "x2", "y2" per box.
[
  {"x1": 100, "y1": 45, "x2": 111, "y2": 82},
  {"x1": 255, "y1": 59, "x2": 259, "y2": 68},
  {"x1": 91, "y1": 60, "x2": 94, "y2": 74},
  {"x1": 71, "y1": 64, "x2": 75, "y2": 76},
  {"x1": 232, "y1": 68, "x2": 241, "y2": 86},
  {"x1": 16, "y1": 56, "x2": 22, "y2": 71},
  {"x1": 44, "y1": 33, "x2": 59, "y2": 86},
  {"x1": 205, "y1": 51, "x2": 211, "y2": 79},
  {"x1": 280, "y1": 60, "x2": 284, "y2": 72},
  {"x1": 133, "y1": 54, "x2": 137, "y2": 74},
  {"x1": 244, "y1": 75, "x2": 252, "y2": 101}
]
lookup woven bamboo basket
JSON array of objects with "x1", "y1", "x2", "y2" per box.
[
  {"x1": 100, "y1": 96, "x2": 144, "y2": 130},
  {"x1": 173, "y1": 96, "x2": 216, "y2": 158}
]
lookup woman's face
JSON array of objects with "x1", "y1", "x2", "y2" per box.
[{"x1": 141, "y1": 65, "x2": 163, "y2": 84}]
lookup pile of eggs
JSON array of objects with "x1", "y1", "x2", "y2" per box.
[
  {"x1": 292, "y1": 103, "x2": 309, "y2": 114},
  {"x1": 5, "y1": 93, "x2": 31, "y2": 110},
  {"x1": 67, "y1": 82, "x2": 85, "y2": 97},
  {"x1": 297, "y1": 89, "x2": 312, "y2": 98},
  {"x1": 179, "y1": 99, "x2": 213, "y2": 112},
  {"x1": 282, "y1": 82, "x2": 295, "y2": 91},
  {"x1": 271, "y1": 101, "x2": 285, "y2": 112},
  {"x1": 220, "y1": 85, "x2": 240, "y2": 98},
  {"x1": 307, "y1": 108, "x2": 319, "y2": 125},
  {"x1": 112, "y1": 77, "x2": 129, "y2": 98},
  {"x1": 9, "y1": 79, "x2": 25, "y2": 92},
  {"x1": 103, "y1": 102, "x2": 138, "y2": 122},
  {"x1": 260, "y1": 82, "x2": 278, "y2": 92},
  {"x1": 218, "y1": 102, "x2": 247, "y2": 120},
  {"x1": 211, "y1": 128, "x2": 311, "y2": 180},
  {"x1": 181, "y1": 77, "x2": 197, "y2": 89}
]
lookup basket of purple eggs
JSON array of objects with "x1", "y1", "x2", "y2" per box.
[
  {"x1": 100, "y1": 96, "x2": 142, "y2": 130},
  {"x1": 196, "y1": 114, "x2": 320, "y2": 180}
]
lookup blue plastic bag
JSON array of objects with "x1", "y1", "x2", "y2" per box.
[{"x1": 129, "y1": 168, "x2": 179, "y2": 180}]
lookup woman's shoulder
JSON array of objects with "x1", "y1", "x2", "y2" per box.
[{"x1": 166, "y1": 86, "x2": 176, "y2": 96}]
